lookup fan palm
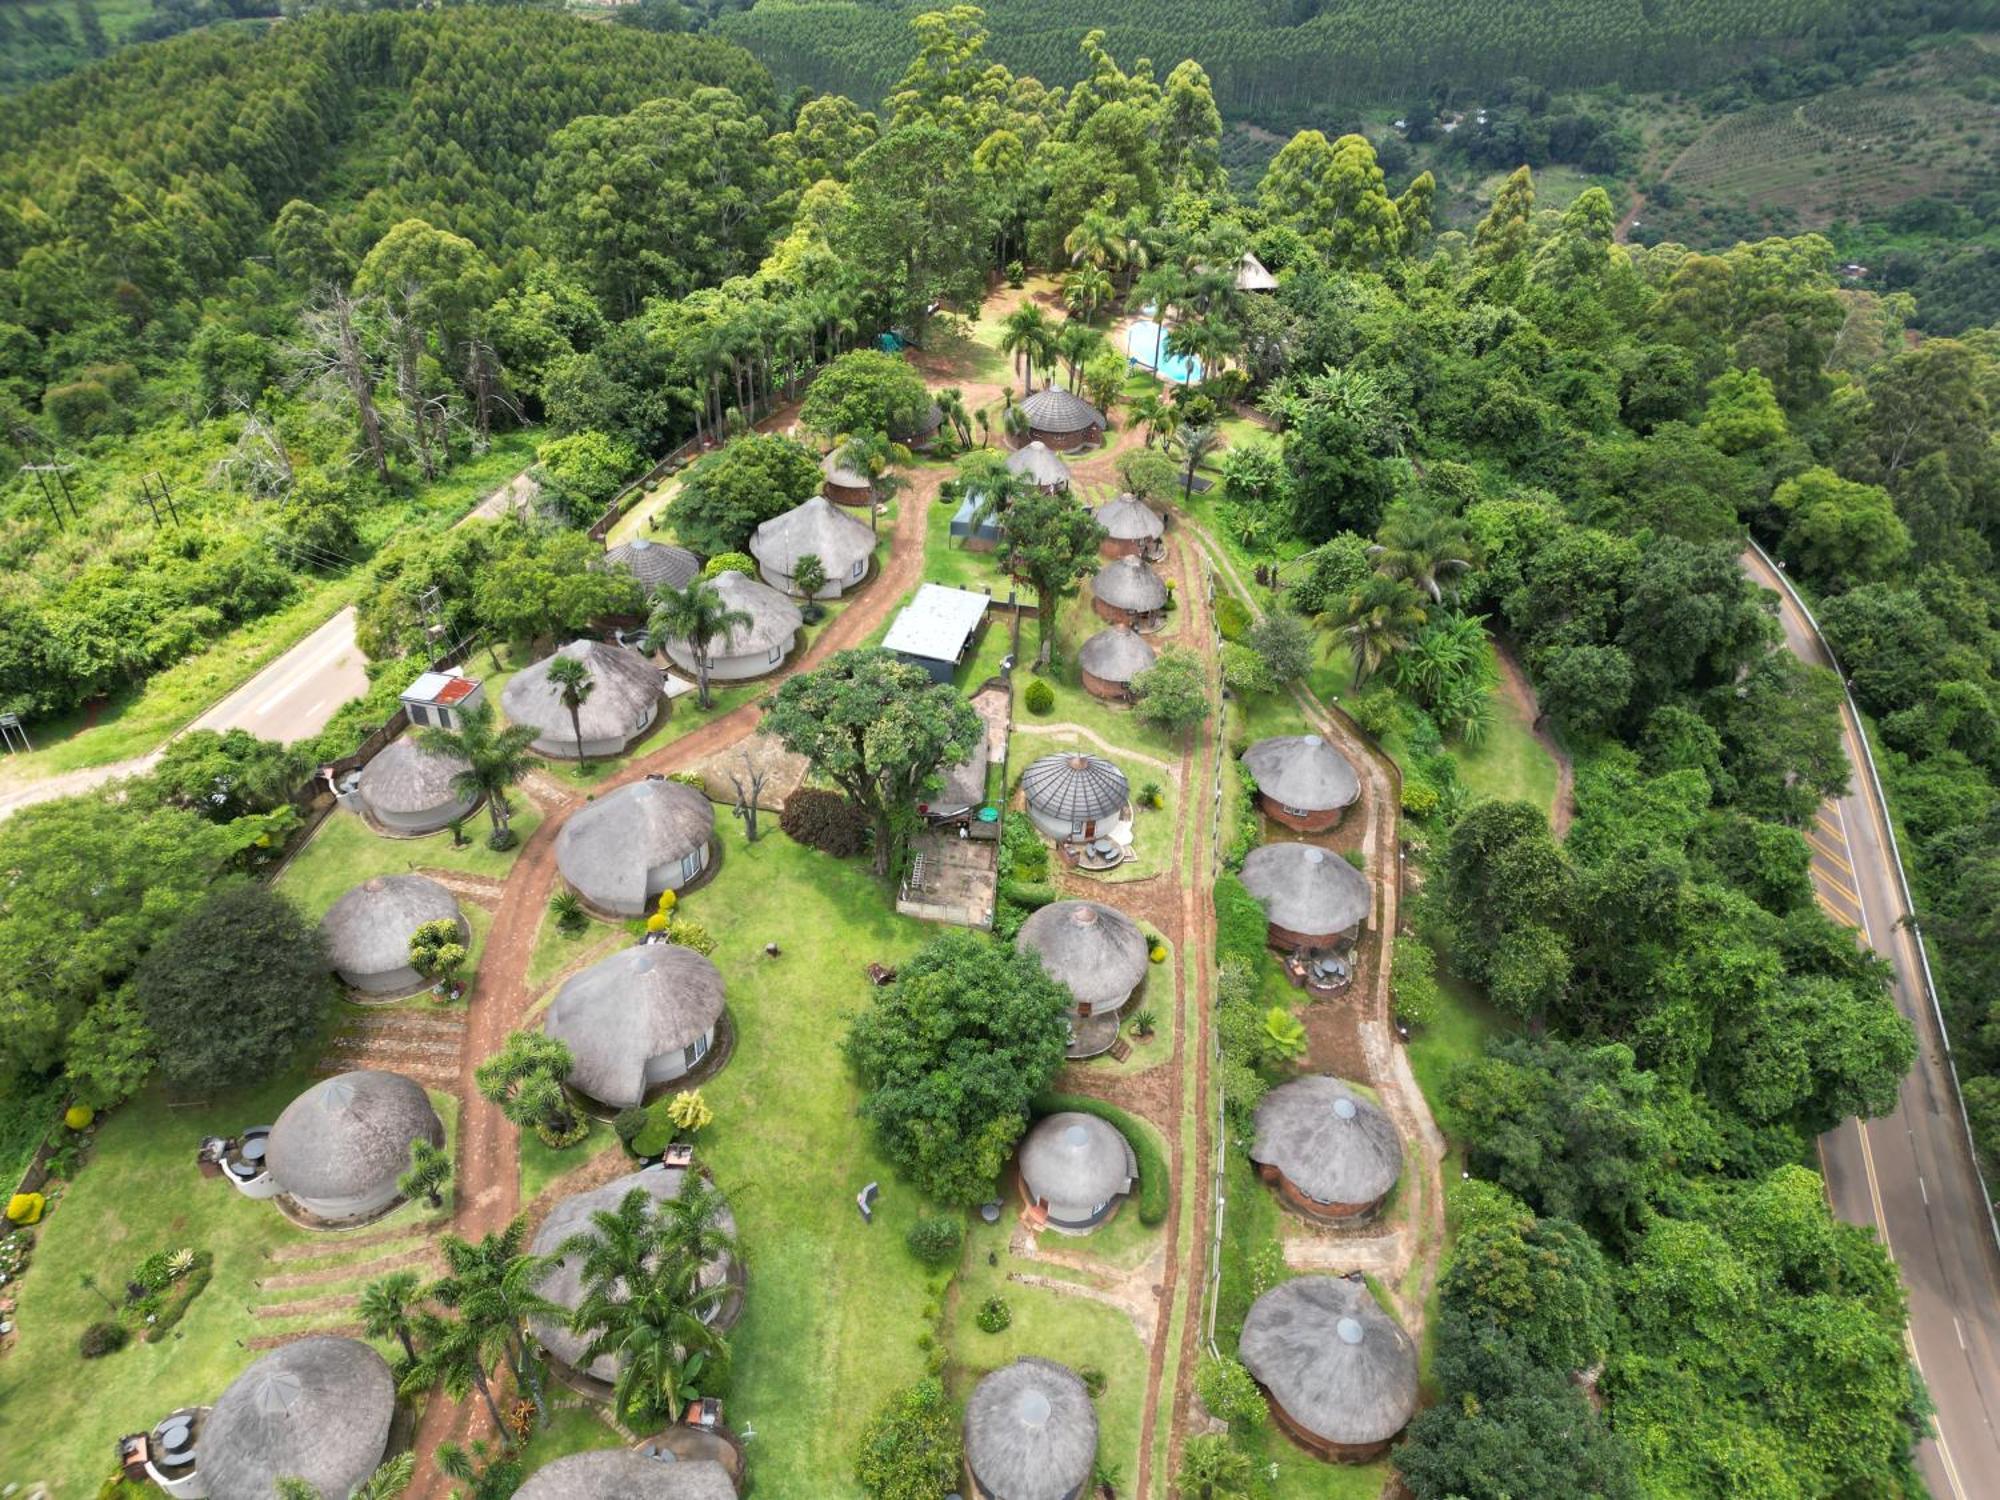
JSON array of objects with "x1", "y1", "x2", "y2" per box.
[
  {"x1": 1171, "y1": 422, "x2": 1220, "y2": 505},
  {"x1": 645, "y1": 580, "x2": 753, "y2": 710},
  {"x1": 417, "y1": 702, "x2": 538, "y2": 843},
  {"x1": 1055, "y1": 321, "x2": 1106, "y2": 392},
  {"x1": 544, "y1": 654, "x2": 594, "y2": 763},
  {"x1": 1323, "y1": 575, "x2": 1428, "y2": 687},
  {"x1": 1129, "y1": 392, "x2": 1176, "y2": 449},
  {"x1": 1371, "y1": 510, "x2": 1480, "y2": 603}
]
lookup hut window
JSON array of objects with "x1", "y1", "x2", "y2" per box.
[
  {"x1": 679, "y1": 848, "x2": 703, "y2": 882},
  {"x1": 766, "y1": 643, "x2": 783, "y2": 664},
  {"x1": 685, "y1": 1031, "x2": 711, "y2": 1068},
  {"x1": 850, "y1": 559, "x2": 864, "y2": 580},
  {"x1": 407, "y1": 704, "x2": 430, "y2": 727},
  {"x1": 1284, "y1": 805, "x2": 1311, "y2": 817}
]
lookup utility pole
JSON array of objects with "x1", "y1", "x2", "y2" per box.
[
  {"x1": 0, "y1": 713, "x2": 30, "y2": 754},
  {"x1": 137, "y1": 474, "x2": 161, "y2": 527},
  {"x1": 20, "y1": 464, "x2": 64, "y2": 531},
  {"x1": 152, "y1": 471, "x2": 181, "y2": 526}
]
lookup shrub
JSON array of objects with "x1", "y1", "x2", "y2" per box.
[
  {"x1": 1218, "y1": 1055, "x2": 1269, "y2": 1134},
  {"x1": 665, "y1": 1089, "x2": 713, "y2": 1133},
  {"x1": 1006, "y1": 260, "x2": 1026, "y2": 287},
  {"x1": 781, "y1": 788, "x2": 872, "y2": 857},
  {"x1": 550, "y1": 889, "x2": 589, "y2": 937},
  {"x1": 134, "y1": 1250, "x2": 177, "y2": 1292},
  {"x1": 79, "y1": 1321, "x2": 128, "y2": 1359},
  {"x1": 975, "y1": 1295, "x2": 1012, "y2": 1333},
  {"x1": 1149, "y1": 942, "x2": 1168, "y2": 963},
  {"x1": 64, "y1": 1105, "x2": 94, "y2": 1131},
  {"x1": 1034, "y1": 1093, "x2": 1170, "y2": 1226},
  {"x1": 6, "y1": 1192, "x2": 44, "y2": 1225},
  {"x1": 1214, "y1": 593, "x2": 1252, "y2": 642},
  {"x1": 905, "y1": 1215, "x2": 965, "y2": 1268},
  {"x1": 855, "y1": 1379, "x2": 963, "y2": 1499},
  {"x1": 409, "y1": 918, "x2": 466, "y2": 979},
  {"x1": 645, "y1": 911, "x2": 669, "y2": 934},
  {"x1": 1079, "y1": 1366, "x2": 1109, "y2": 1397},
  {"x1": 1138, "y1": 780, "x2": 1164, "y2": 809},
  {"x1": 665, "y1": 917, "x2": 716, "y2": 955},
  {"x1": 1214, "y1": 876, "x2": 1269, "y2": 968},
  {"x1": 613, "y1": 1107, "x2": 650, "y2": 1150},
  {"x1": 999, "y1": 813, "x2": 1048, "y2": 881},
  {"x1": 1197, "y1": 1356, "x2": 1267, "y2": 1430},
  {"x1": 1130, "y1": 1007, "x2": 1158, "y2": 1037},
  {"x1": 1343, "y1": 848, "x2": 1366, "y2": 871},
  {"x1": 1024, "y1": 678, "x2": 1055, "y2": 715},
  {"x1": 487, "y1": 828, "x2": 518, "y2": 852},
  {"x1": 534, "y1": 1114, "x2": 590, "y2": 1150},
  {"x1": 997, "y1": 879, "x2": 1058, "y2": 910},
  {"x1": 702, "y1": 551, "x2": 757, "y2": 580},
  {"x1": 1390, "y1": 935, "x2": 1443, "y2": 1029}
]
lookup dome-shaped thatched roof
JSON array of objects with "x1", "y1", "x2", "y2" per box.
[
  {"x1": 199, "y1": 1337, "x2": 395, "y2": 1500},
  {"x1": 1251, "y1": 1076, "x2": 1403, "y2": 1208},
  {"x1": 1016, "y1": 901, "x2": 1148, "y2": 1012},
  {"x1": 502, "y1": 640, "x2": 663, "y2": 749},
  {"x1": 1239, "y1": 1277, "x2": 1417, "y2": 1449},
  {"x1": 965, "y1": 1357, "x2": 1098, "y2": 1500},
  {"x1": 1005, "y1": 441, "x2": 1072, "y2": 488},
  {"x1": 544, "y1": 944, "x2": 726, "y2": 1107},
  {"x1": 892, "y1": 401, "x2": 944, "y2": 441},
  {"x1": 358, "y1": 737, "x2": 475, "y2": 822},
  {"x1": 514, "y1": 1450, "x2": 735, "y2": 1500},
  {"x1": 1093, "y1": 495, "x2": 1164, "y2": 543},
  {"x1": 749, "y1": 495, "x2": 875, "y2": 582},
  {"x1": 1241, "y1": 843, "x2": 1372, "y2": 938},
  {"x1": 1092, "y1": 557, "x2": 1167, "y2": 613},
  {"x1": 1020, "y1": 386, "x2": 1104, "y2": 434},
  {"x1": 1243, "y1": 735, "x2": 1359, "y2": 814},
  {"x1": 1022, "y1": 753, "x2": 1128, "y2": 823},
  {"x1": 1078, "y1": 626, "x2": 1156, "y2": 685},
  {"x1": 821, "y1": 451, "x2": 871, "y2": 490},
  {"x1": 603, "y1": 537, "x2": 701, "y2": 595},
  {"x1": 664, "y1": 572, "x2": 802, "y2": 659},
  {"x1": 319, "y1": 874, "x2": 462, "y2": 981},
  {"x1": 1019, "y1": 1112, "x2": 1136, "y2": 1213},
  {"x1": 557, "y1": 777, "x2": 715, "y2": 916},
  {"x1": 267, "y1": 1070, "x2": 443, "y2": 1206}
]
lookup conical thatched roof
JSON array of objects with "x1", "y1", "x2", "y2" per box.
[
  {"x1": 1241, "y1": 843, "x2": 1372, "y2": 938},
  {"x1": 666, "y1": 571, "x2": 802, "y2": 659},
  {"x1": 1019, "y1": 1111, "x2": 1137, "y2": 1211},
  {"x1": 1093, "y1": 495, "x2": 1164, "y2": 543},
  {"x1": 1022, "y1": 753, "x2": 1128, "y2": 823},
  {"x1": 749, "y1": 495, "x2": 875, "y2": 582},
  {"x1": 821, "y1": 450, "x2": 871, "y2": 490},
  {"x1": 266, "y1": 1070, "x2": 443, "y2": 1206},
  {"x1": 1237, "y1": 250, "x2": 1278, "y2": 291},
  {"x1": 964, "y1": 1357, "x2": 1098, "y2": 1500},
  {"x1": 557, "y1": 777, "x2": 717, "y2": 917},
  {"x1": 1078, "y1": 625, "x2": 1156, "y2": 685},
  {"x1": 1016, "y1": 901, "x2": 1149, "y2": 1011},
  {"x1": 514, "y1": 1450, "x2": 735, "y2": 1500},
  {"x1": 199, "y1": 1337, "x2": 395, "y2": 1500},
  {"x1": 1239, "y1": 1277, "x2": 1417, "y2": 1448},
  {"x1": 502, "y1": 639, "x2": 663, "y2": 748},
  {"x1": 1006, "y1": 440, "x2": 1072, "y2": 489},
  {"x1": 1251, "y1": 1076, "x2": 1403, "y2": 1207},
  {"x1": 544, "y1": 943, "x2": 727, "y2": 1107},
  {"x1": 1243, "y1": 734, "x2": 1360, "y2": 814},
  {"x1": 357, "y1": 737, "x2": 475, "y2": 822},
  {"x1": 1020, "y1": 386, "x2": 1104, "y2": 434},
  {"x1": 603, "y1": 537, "x2": 701, "y2": 596},
  {"x1": 319, "y1": 874, "x2": 462, "y2": 981},
  {"x1": 1092, "y1": 557, "x2": 1167, "y2": 613}
]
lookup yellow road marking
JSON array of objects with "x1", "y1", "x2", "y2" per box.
[
  {"x1": 1805, "y1": 829, "x2": 1855, "y2": 874},
  {"x1": 1816, "y1": 866, "x2": 1863, "y2": 908},
  {"x1": 1816, "y1": 891, "x2": 1859, "y2": 927}
]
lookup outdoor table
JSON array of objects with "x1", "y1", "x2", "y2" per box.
[{"x1": 241, "y1": 1138, "x2": 266, "y2": 1163}]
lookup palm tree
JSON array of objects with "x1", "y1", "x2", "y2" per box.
[
  {"x1": 1370, "y1": 509, "x2": 1480, "y2": 603},
  {"x1": 1324, "y1": 574, "x2": 1428, "y2": 687},
  {"x1": 836, "y1": 430, "x2": 911, "y2": 537},
  {"x1": 404, "y1": 1310, "x2": 508, "y2": 1432},
  {"x1": 655, "y1": 1174, "x2": 741, "y2": 1281},
  {"x1": 1171, "y1": 422, "x2": 1220, "y2": 505},
  {"x1": 360, "y1": 1269, "x2": 427, "y2": 1365},
  {"x1": 399, "y1": 1138, "x2": 453, "y2": 1211},
  {"x1": 435, "y1": 1439, "x2": 523, "y2": 1500},
  {"x1": 950, "y1": 453, "x2": 1028, "y2": 550},
  {"x1": 999, "y1": 303, "x2": 1055, "y2": 396},
  {"x1": 1064, "y1": 204, "x2": 1121, "y2": 271},
  {"x1": 544, "y1": 654, "x2": 594, "y2": 763},
  {"x1": 645, "y1": 580, "x2": 752, "y2": 711},
  {"x1": 426, "y1": 1218, "x2": 564, "y2": 1428},
  {"x1": 1128, "y1": 392, "x2": 1174, "y2": 449},
  {"x1": 1055, "y1": 321, "x2": 1105, "y2": 392},
  {"x1": 936, "y1": 386, "x2": 973, "y2": 447},
  {"x1": 1062, "y1": 264, "x2": 1113, "y2": 322},
  {"x1": 418, "y1": 702, "x2": 538, "y2": 846}
]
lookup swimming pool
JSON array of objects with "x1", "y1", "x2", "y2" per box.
[{"x1": 1126, "y1": 319, "x2": 1203, "y2": 385}]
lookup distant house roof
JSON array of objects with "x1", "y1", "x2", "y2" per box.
[
  {"x1": 556, "y1": 778, "x2": 716, "y2": 916},
  {"x1": 319, "y1": 874, "x2": 462, "y2": 982},
  {"x1": 402, "y1": 669, "x2": 481, "y2": 708},
  {"x1": 1242, "y1": 735, "x2": 1359, "y2": 814},
  {"x1": 1005, "y1": 441, "x2": 1073, "y2": 488},
  {"x1": 1091, "y1": 557, "x2": 1168, "y2": 613},
  {"x1": 749, "y1": 495, "x2": 875, "y2": 581},
  {"x1": 930, "y1": 723, "x2": 990, "y2": 811},
  {"x1": 1021, "y1": 753, "x2": 1128, "y2": 823},
  {"x1": 543, "y1": 943, "x2": 727, "y2": 1107},
  {"x1": 1078, "y1": 626, "x2": 1156, "y2": 685},
  {"x1": 1016, "y1": 900, "x2": 1149, "y2": 1012},
  {"x1": 821, "y1": 450, "x2": 872, "y2": 489},
  {"x1": 883, "y1": 583, "x2": 990, "y2": 663},
  {"x1": 1093, "y1": 495, "x2": 1164, "y2": 542},
  {"x1": 513, "y1": 1450, "x2": 735, "y2": 1500},
  {"x1": 266, "y1": 1070, "x2": 443, "y2": 1208},
  {"x1": 199, "y1": 1337, "x2": 395, "y2": 1500},
  {"x1": 964, "y1": 1358, "x2": 1098, "y2": 1500},
  {"x1": 1251, "y1": 1075, "x2": 1403, "y2": 1207},
  {"x1": 1020, "y1": 386, "x2": 1104, "y2": 434},
  {"x1": 1241, "y1": 843, "x2": 1371, "y2": 937},
  {"x1": 1237, "y1": 250, "x2": 1278, "y2": 291},
  {"x1": 892, "y1": 402, "x2": 944, "y2": 440},
  {"x1": 501, "y1": 640, "x2": 662, "y2": 746},
  {"x1": 1239, "y1": 1276, "x2": 1417, "y2": 1448},
  {"x1": 602, "y1": 537, "x2": 701, "y2": 595}
]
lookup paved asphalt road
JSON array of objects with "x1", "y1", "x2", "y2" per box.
[
  {"x1": 1745, "y1": 547, "x2": 2000, "y2": 1500},
  {"x1": 185, "y1": 604, "x2": 369, "y2": 744}
]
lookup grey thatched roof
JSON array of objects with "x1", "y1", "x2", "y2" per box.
[
  {"x1": 1239, "y1": 1277, "x2": 1417, "y2": 1447},
  {"x1": 964, "y1": 1357, "x2": 1098, "y2": 1500},
  {"x1": 670, "y1": 571, "x2": 802, "y2": 658},
  {"x1": 1006, "y1": 441, "x2": 1072, "y2": 488},
  {"x1": 603, "y1": 537, "x2": 701, "y2": 595},
  {"x1": 1022, "y1": 753, "x2": 1128, "y2": 823},
  {"x1": 749, "y1": 495, "x2": 875, "y2": 581},
  {"x1": 932, "y1": 722, "x2": 990, "y2": 810},
  {"x1": 1016, "y1": 901, "x2": 1149, "y2": 1011},
  {"x1": 530, "y1": 1167, "x2": 737, "y2": 1382},
  {"x1": 557, "y1": 777, "x2": 716, "y2": 914},
  {"x1": 514, "y1": 1450, "x2": 735, "y2": 1500},
  {"x1": 267, "y1": 1069, "x2": 443, "y2": 1204},
  {"x1": 1237, "y1": 251, "x2": 1278, "y2": 291},
  {"x1": 1241, "y1": 843, "x2": 1372, "y2": 937},
  {"x1": 1020, "y1": 386, "x2": 1104, "y2": 434},
  {"x1": 544, "y1": 943, "x2": 727, "y2": 1106},
  {"x1": 503, "y1": 639, "x2": 663, "y2": 745},
  {"x1": 1251, "y1": 1076, "x2": 1403, "y2": 1207},
  {"x1": 821, "y1": 451, "x2": 871, "y2": 489},
  {"x1": 1243, "y1": 734, "x2": 1360, "y2": 814},
  {"x1": 358, "y1": 737, "x2": 475, "y2": 820},
  {"x1": 199, "y1": 1337, "x2": 395, "y2": 1500},
  {"x1": 1093, "y1": 495, "x2": 1164, "y2": 543},
  {"x1": 1078, "y1": 625, "x2": 1156, "y2": 685},
  {"x1": 319, "y1": 874, "x2": 462, "y2": 979},
  {"x1": 893, "y1": 401, "x2": 944, "y2": 440},
  {"x1": 1092, "y1": 557, "x2": 1167, "y2": 613},
  {"x1": 1019, "y1": 1111, "x2": 1137, "y2": 1208}
]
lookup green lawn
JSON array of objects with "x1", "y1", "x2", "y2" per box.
[
  {"x1": 276, "y1": 799, "x2": 542, "y2": 920},
  {"x1": 521, "y1": 1120, "x2": 617, "y2": 1206},
  {"x1": 514, "y1": 1401, "x2": 630, "y2": 1474},
  {"x1": 1406, "y1": 962, "x2": 1507, "y2": 1128},
  {"x1": 1006, "y1": 730, "x2": 1177, "y2": 884},
  {"x1": 922, "y1": 493, "x2": 1018, "y2": 596},
  {"x1": 1017, "y1": 592, "x2": 1187, "y2": 762},
  {"x1": 605, "y1": 474, "x2": 684, "y2": 548},
  {"x1": 523, "y1": 903, "x2": 628, "y2": 995}
]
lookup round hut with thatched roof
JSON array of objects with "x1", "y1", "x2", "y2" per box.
[
  {"x1": 1019, "y1": 387, "x2": 1104, "y2": 451},
  {"x1": 964, "y1": 1357, "x2": 1098, "y2": 1500},
  {"x1": 1092, "y1": 495, "x2": 1165, "y2": 561},
  {"x1": 515, "y1": 1450, "x2": 736, "y2": 1500},
  {"x1": 1021, "y1": 752, "x2": 1130, "y2": 843},
  {"x1": 602, "y1": 537, "x2": 702, "y2": 599},
  {"x1": 319, "y1": 874, "x2": 465, "y2": 995},
  {"x1": 1239, "y1": 1276, "x2": 1417, "y2": 1462},
  {"x1": 556, "y1": 776, "x2": 716, "y2": 918},
  {"x1": 892, "y1": 401, "x2": 945, "y2": 453},
  {"x1": 1251, "y1": 1076, "x2": 1404, "y2": 1222},
  {"x1": 530, "y1": 1165, "x2": 741, "y2": 1386},
  {"x1": 1005, "y1": 439, "x2": 1073, "y2": 493},
  {"x1": 750, "y1": 494, "x2": 876, "y2": 599},
  {"x1": 545, "y1": 944, "x2": 728, "y2": 1108},
  {"x1": 503, "y1": 639, "x2": 665, "y2": 760},
  {"x1": 356, "y1": 736, "x2": 478, "y2": 835},
  {"x1": 1243, "y1": 734, "x2": 1361, "y2": 833},
  {"x1": 820, "y1": 450, "x2": 874, "y2": 506},
  {"x1": 1091, "y1": 556, "x2": 1167, "y2": 632},
  {"x1": 1018, "y1": 1111, "x2": 1138, "y2": 1233},
  {"x1": 266, "y1": 1070, "x2": 443, "y2": 1224},
  {"x1": 195, "y1": 1337, "x2": 396, "y2": 1500},
  {"x1": 1017, "y1": 900, "x2": 1148, "y2": 1020},
  {"x1": 659, "y1": 571, "x2": 803, "y2": 683},
  {"x1": 1078, "y1": 625, "x2": 1157, "y2": 703},
  {"x1": 1241, "y1": 843, "x2": 1372, "y2": 951}
]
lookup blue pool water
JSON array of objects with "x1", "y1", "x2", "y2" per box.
[{"x1": 1126, "y1": 319, "x2": 1203, "y2": 385}]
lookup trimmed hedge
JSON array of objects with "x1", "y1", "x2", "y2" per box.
[{"x1": 1034, "y1": 1092, "x2": 1170, "y2": 1227}]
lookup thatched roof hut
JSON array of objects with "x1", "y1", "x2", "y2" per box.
[
  {"x1": 319, "y1": 874, "x2": 465, "y2": 995},
  {"x1": 1091, "y1": 557, "x2": 1167, "y2": 630},
  {"x1": 1019, "y1": 388, "x2": 1105, "y2": 451},
  {"x1": 1243, "y1": 735, "x2": 1359, "y2": 832},
  {"x1": 1016, "y1": 900, "x2": 1148, "y2": 1015},
  {"x1": 603, "y1": 537, "x2": 701, "y2": 596},
  {"x1": 1240, "y1": 843, "x2": 1372, "y2": 948},
  {"x1": 514, "y1": 1450, "x2": 736, "y2": 1500},
  {"x1": 1018, "y1": 1111, "x2": 1137, "y2": 1232},
  {"x1": 198, "y1": 1337, "x2": 395, "y2": 1500},
  {"x1": 1237, "y1": 251, "x2": 1278, "y2": 291},
  {"x1": 1239, "y1": 1276, "x2": 1417, "y2": 1461},
  {"x1": 1251, "y1": 1076, "x2": 1403, "y2": 1220},
  {"x1": 267, "y1": 1070, "x2": 443, "y2": 1223},
  {"x1": 503, "y1": 639, "x2": 664, "y2": 760},
  {"x1": 544, "y1": 943, "x2": 727, "y2": 1107},
  {"x1": 557, "y1": 776, "x2": 717, "y2": 918},
  {"x1": 821, "y1": 450, "x2": 873, "y2": 504},
  {"x1": 356, "y1": 737, "x2": 477, "y2": 835},
  {"x1": 1021, "y1": 752, "x2": 1129, "y2": 841},
  {"x1": 892, "y1": 401, "x2": 945, "y2": 449},
  {"x1": 1092, "y1": 495, "x2": 1164, "y2": 559},
  {"x1": 1077, "y1": 626, "x2": 1156, "y2": 701},
  {"x1": 1005, "y1": 440, "x2": 1073, "y2": 491},
  {"x1": 964, "y1": 1357, "x2": 1098, "y2": 1500},
  {"x1": 750, "y1": 495, "x2": 876, "y2": 599},
  {"x1": 658, "y1": 571, "x2": 802, "y2": 683}
]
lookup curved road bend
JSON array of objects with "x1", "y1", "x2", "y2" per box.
[{"x1": 1744, "y1": 547, "x2": 2000, "y2": 1500}]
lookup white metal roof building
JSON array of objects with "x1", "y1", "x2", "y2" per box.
[{"x1": 883, "y1": 583, "x2": 991, "y2": 683}]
